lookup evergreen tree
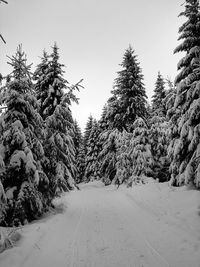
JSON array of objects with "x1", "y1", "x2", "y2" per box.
[
  {"x1": 83, "y1": 115, "x2": 93, "y2": 154},
  {"x1": 169, "y1": 0, "x2": 200, "y2": 188},
  {"x1": 115, "y1": 130, "x2": 132, "y2": 185},
  {"x1": 44, "y1": 96, "x2": 76, "y2": 195},
  {"x1": 99, "y1": 104, "x2": 109, "y2": 132},
  {"x1": 0, "y1": 46, "x2": 48, "y2": 226},
  {"x1": 107, "y1": 46, "x2": 147, "y2": 132},
  {"x1": 99, "y1": 129, "x2": 119, "y2": 185},
  {"x1": 73, "y1": 120, "x2": 85, "y2": 183},
  {"x1": 128, "y1": 118, "x2": 154, "y2": 182},
  {"x1": 34, "y1": 44, "x2": 82, "y2": 195},
  {"x1": 84, "y1": 120, "x2": 101, "y2": 182},
  {"x1": 149, "y1": 116, "x2": 170, "y2": 182},
  {"x1": 34, "y1": 43, "x2": 67, "y2": 120},
  {"x1": 152, "y1": 72, "x2": 166, "y2": 116},
  {"x1": 164, "y1": 78, "x2": 176, "y2": 118},
  {"x1": 33, "y1": 50, "x2": 50, "y2": 117}
]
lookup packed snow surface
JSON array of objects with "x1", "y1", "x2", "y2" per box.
[{"x1": 0, "y1": 180, "x2": 200, "y2": 267}]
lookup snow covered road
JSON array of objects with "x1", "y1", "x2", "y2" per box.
[{"x1": 1, "y1": 181, "x2": 200, "y2": 267}]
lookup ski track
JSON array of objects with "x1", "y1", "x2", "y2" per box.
[{"x1": 0, "y1": 181, "x2": 200, "y2": 267}]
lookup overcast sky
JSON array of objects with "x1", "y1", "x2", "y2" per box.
[{"x1": 0, "y1": 0, "x2": 184, "y2": 130}]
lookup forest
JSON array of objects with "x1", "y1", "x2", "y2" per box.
[{"x1": 0, "y1": 0, "x2": 200, "y2": 228}]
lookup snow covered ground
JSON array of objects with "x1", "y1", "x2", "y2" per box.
[{"x1": 0, "y1": 180, "x2": 200, "y2": 267}]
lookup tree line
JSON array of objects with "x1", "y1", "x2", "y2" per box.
[{"x1": 0, "y1": 0, "x2": 200, "y2": 226}]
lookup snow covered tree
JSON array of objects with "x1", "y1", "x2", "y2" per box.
[
  {"x1": 98, "y1": 104, "x2": 109, "y2": 132},
  {"x1": 0, "y1": 46, "x2": 48, "y2": 226},
  {"x1": 33, "y1": 50, "x2": 50, "y2": 118},
  {"x1": 128, "y1": 118, "x2": 154, "y2": 183},
  {"x1": 164, "y1": 78, "x2": 177, "y2": 119},
  {"x1": 169, "y1": 0, "x2": 200, "y2": 188},
  {"x1": 107, "y1": 46, "x2": 147, "y2": 132},
  {"x1": 34, "y1": 43, "x2": 68, "y2": 120},
  {"x1": 152, "y1": 72, "x2": 166, "y2": 116},
  {"x1": 115, "y1": 130, "x2": 132, "y2": 185},
  {"x1": 84, "y1": 120, "x2": 101, "y2": 182},
  {"x1": 44, "y1": 96, "x2": 76, "y2": 196},
  {"x1": 149, "y1": 116, "x2": 170, "y2": 182},
  {"x1": 99, "y1": 129, "x2": 119, "y2": 185},
  {"x1": 34, "y1": 43, "x2": 82, "y2": 195},
  {"x1": 83, "y1": 115, "x2": 94, "y2": 154},
  {"x1": 72, "y1": 120, "x2": 85, "y2": 183}
]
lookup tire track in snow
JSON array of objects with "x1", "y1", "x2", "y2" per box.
[
  {"x1": 69, "y1": 196, "x2": 85, "y2": 267},
  {"x1": 113, "y1": 190, "x2": 172, "y2": 267}
]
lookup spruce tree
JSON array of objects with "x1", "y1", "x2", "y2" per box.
[
  {"x1": 129, "y1": 118, "x2": 154, "y2": 182},
  {"x1": 33, "y1": 50, "x2": 50, "y2": 117},
  {"x1": 44, "y1": 96, "x2": 76, "y2": 195},
  {"x1": 149, "y1": 116, "x2": 170, "y2": 182},
  {"x1": 169, "y1": 0, "x2": 200, "y2": 188},
  {"x1": 73, "y1": 120, "x2": 85, "y2": 183},
  {"x1": 34, "y1": 44, "x2": 81, "y2": 195},
  {"x1": 84, "y1": 120, "x2": 101, "y2": 182},
  {"x1": 0, "y1": 46, "x2": 48, "y2": 226},
  {"x1": 152, "y1": 72, "x2": 166, "y2": 116},
  {"x1": 83, "y1": 115, "x2": 94, "y2": 154},
  {"x1": 115, "y1": 130, "x2": 132, "y2": 185},
  {"x1": 107, "y1": 46, "x2": 147, "y2": 132},
  {"x1": 34, "y1": 43, "x2": 67, "y2": 120},
  {"x1": 99, "y1": 129, "x2": 119, "y2": 185}
]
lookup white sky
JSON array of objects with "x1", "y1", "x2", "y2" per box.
[{"x1": 0, "y1": 0, "x2": 184, "y2": 130}]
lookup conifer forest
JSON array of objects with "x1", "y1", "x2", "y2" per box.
[{"x1": 0, "y1": 1, "x2": 200, "y2": 267}]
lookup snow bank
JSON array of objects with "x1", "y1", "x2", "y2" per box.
[{"x1": 123, "y1": 179, "x2": 200, "y2": 238}]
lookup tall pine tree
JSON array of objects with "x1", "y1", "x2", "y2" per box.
[
  {"x1": 107, "y1": 46, "x2": 147, "y2": 132},
  {"x1": 169, "y1": 0, "x2": 200, "y2": 188},
  {"x1": 35, "y1": 44, "x2": 81, "y2": 196},
  {"x1": 151, "y1": 72, "x2": 166, "y2": 116},
  {"x1": 0, "y1": 46, "x2": 48, "y2": 226},
  {"x1": 73, "y1": 120, "x2": 85, "y2": 183},
  {"x1": 84, "y1": 120, "x2": 101, "y2": 182}
]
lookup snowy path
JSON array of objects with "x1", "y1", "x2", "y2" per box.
[{"x1": 1, "y1": 181, "x2": 200, "y2": 267}]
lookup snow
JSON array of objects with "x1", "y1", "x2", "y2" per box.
[{"x1": 0, "y1": 180, "x2": 200, "y2": 267}]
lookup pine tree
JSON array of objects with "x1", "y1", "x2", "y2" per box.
[
  {"x1": 115, "y1": 130, "x2": 132, "y2": 185},
  {"x1": 152, "y1": 72, "x2": 166, "y2": 116},
  {"x1": 73, "y1": 120, "x2": 85, "y2": 183},
  {"x1": 34, "y1": 43, "x2": 67, "y2": 120},
  {"x1": 169, "y1": 0, "x2": 200, "y2": 188},
  {"x1": 99, "y1": 129, "x2": 119, "y2": 185},
  {"x1": 33, "y1": 50, "x2": 50, "y2": 117},
  {"x1": 84, "y1": 120, "x2": 101, "y2": 182},
  {"x1": 83, "y1": 115, "x2": 94, "y2": 154},
  {"x1": 99, "y1": 104, "x2": 109, "y2": 132},
  {"x1": 128, "y1": 118, "x2": 154, "y2": 183},
  {"x1": 107, "y1": 46, "x2": 147, "y2": 132},
  {"x1": 34, "y1": 44, "x2": 82, "y2": 195},
  {"x1": 0, "y1": 46, "x2": 48, "y2": 226},
  {"x1": 149, "y1": 116, "x2": 170, "y2": 182},
  {"x1": 44, "y1": 96, "x2": 76, "y2": 195}
]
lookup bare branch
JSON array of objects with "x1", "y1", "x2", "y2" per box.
[
  {"x1": 0, "y1": 0, "x2": 8, "y2": 4},
  {"x1": 0, "y1": 34, "x2": 6, "y2": 44}
]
